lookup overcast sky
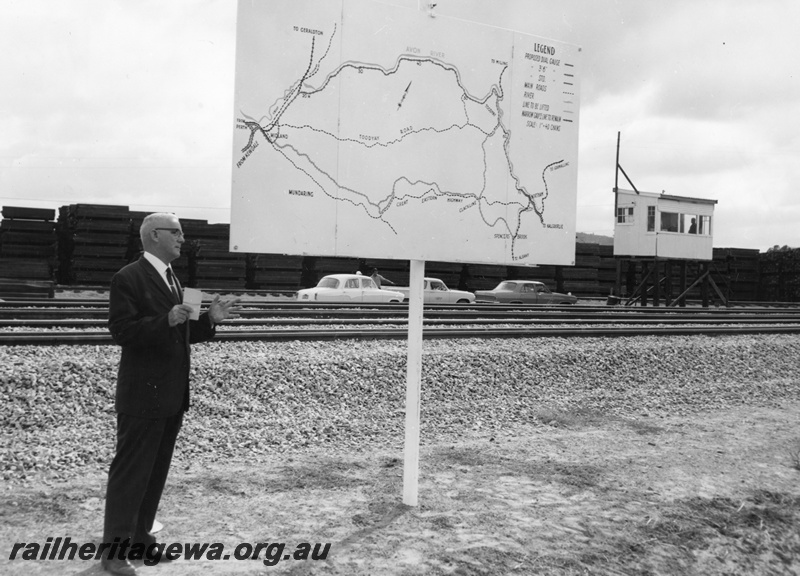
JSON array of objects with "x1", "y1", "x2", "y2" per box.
[{"x1": 1, "y1": 0, "x2": 797, "y2": 251}]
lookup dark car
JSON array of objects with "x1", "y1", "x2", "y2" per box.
[{"x1": 474, "y1": 280, "x2": 577, "y2": 305}]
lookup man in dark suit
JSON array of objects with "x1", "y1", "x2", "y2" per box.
[{"x1": 101, "y1": 212, "x2": 238, "y2": 575}]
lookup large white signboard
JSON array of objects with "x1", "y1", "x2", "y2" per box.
[{"x1": 230, "y1": 0, "x2": 581, "y2": 266}]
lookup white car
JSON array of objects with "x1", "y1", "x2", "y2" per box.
[
  {"x1": 296, "y1": 273, "x2": 405, "y2": 303},
  {"x1": 392, "y1": 277, "x2": 475, "y2": 304}
]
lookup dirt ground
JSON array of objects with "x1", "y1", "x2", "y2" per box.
[{"x1": 3, "y1": 402, "x2": 800, "y2": 576}]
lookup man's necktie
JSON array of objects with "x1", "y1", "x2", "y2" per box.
[{"x1": 166, "y1": 267, "x2": 182, "y2": 304}]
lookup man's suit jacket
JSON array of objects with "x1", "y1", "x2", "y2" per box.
[{"x1": 108, "y1": 256, "x2": 216, "y2": 419}]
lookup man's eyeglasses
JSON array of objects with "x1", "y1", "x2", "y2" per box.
[{"x1": 154, "y1": 228, "x2": 185, "y2": 238}]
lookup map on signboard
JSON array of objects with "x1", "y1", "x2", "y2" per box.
[{"x1": 230, "y1": 0, "x2": 581, "y2": 266}]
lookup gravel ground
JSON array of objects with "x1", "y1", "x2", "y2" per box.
[{"x1": 2, "y1": 334, "x2": 799, "y2": 485}]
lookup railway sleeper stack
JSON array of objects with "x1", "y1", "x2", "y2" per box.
[
  {"x1": 249, "y1": 254, "x2": 305, "y2": 292},
  {"x1": 464, "y1": 263, "x2": 507, "y2": 291},
  {"x1": 183, "y1": 221, "x2": 246, "y2": 290},
  {"x1": 714, "y1": 247, "x2": 761, "y2": 302},
  {"x1": 757, "y1": 247, "x2": 800, "y2": 302},
  {"x1": 57, "y1": 204, "x2": 132, "y2": 287},
  {"x1": 563, "y1": 243, "x2": 603, "y2": 297},
  {"x1": 0, "y1": 206, "x2": 57, "y2": 298},
  {"x1": 596, "y1": 244, "x2": 618, "y2": 295}
]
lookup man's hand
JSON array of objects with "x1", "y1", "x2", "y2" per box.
[
  {"x1": 208, "y1": 295, "x2": 240, "y2": 325},
  {"x1": 168, "y1": 304, "x2": 194, "y2": 327}
]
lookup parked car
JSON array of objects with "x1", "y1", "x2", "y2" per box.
[
  {"x1": 296, "y1": 273, "x2": 405, "y2": 303},
  {"x1": 392, "y1": 277, "x2": 475, "y2": 304},
  {"x1": 474, "y1": 280, "x2": 577, "y2": 305}
]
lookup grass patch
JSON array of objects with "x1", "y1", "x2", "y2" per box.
[
  {"x1": 647, "y1": 491, "x2": 798, "y2": 546},
  {"x1": 788, "y1": 438, "x2": 800, "y2": 471},
  {"x1": 177, "y1": 457, "x2": 372, "y2": 496},
  {"x1": 531, "y1": 407, "x2": 607, "y2": 429},
  {"x1": 632, "y1": 490, "x2": 800, "y2": 571},
  {"x1": 430, "y1": 444, "x2": 604, "y2": 492}
]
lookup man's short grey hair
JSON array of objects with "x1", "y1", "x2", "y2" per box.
[{"x1": 140, "y1": 212, "x2": 178, "y2": 244}]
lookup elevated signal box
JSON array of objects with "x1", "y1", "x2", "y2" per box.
[{"x1": 613, "y1": 188, "x2": 717, "y2": 261}]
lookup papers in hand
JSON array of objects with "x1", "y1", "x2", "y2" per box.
[{"x1": 182, "y1": 287, "x2": 202, "y2": 320}]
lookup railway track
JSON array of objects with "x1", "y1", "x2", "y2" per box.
[{"x1": 1, "y1": 300, "x2": 799, "y2": 344}]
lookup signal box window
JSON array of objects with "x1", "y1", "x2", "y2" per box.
[
  {"x1": 617, "y1": 206, "x2": 634, "y2": 224},
  {"x1": 681, "y1": 214, "x2": 711, "y2": 235},
  {"x1": 647, "y1": 206, "x2": 656, "y2": 232},
  {"x1": 660, "y1": 211, "x2": 679, "y2": 232}
]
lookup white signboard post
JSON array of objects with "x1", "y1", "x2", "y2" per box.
[{"x1": 230, "y1": 0, "x2": 581, "y2": 505}]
